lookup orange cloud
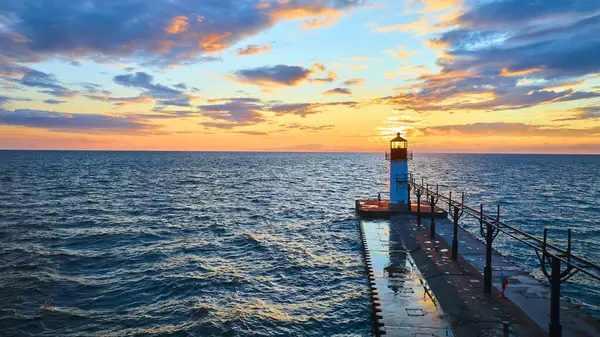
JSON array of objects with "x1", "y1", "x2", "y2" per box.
[
  {"x1": 500, "y1": 67, "x2": 543, "y2": 77},
  {"x1": 256, "y1": 1, "x2": 271, "y2": 9},
  {"x1": 165, "y1": 16, "x2": 189, "y2": 34},
  {"x1": 385, "y1": 65, "x2": 429, "y2": 80},
  {"x1": 270, "y1": 7, "x2": 343, "y2": 29},
  {"x1": 384, "y1": 45, "x2": 420, "y2": 59},
  {"x1": 374, "y1": 19, "x2": 435, "y2": 35},
  {"x1": 415, "y1": 0, "x2": 463, "y2": 13},
  {"x1": 544, "y1": 80, "x2": 586, "y2": 92},
  {"x1": 236, "y1": 44, "x2": 272, "y2": 56},
  {"x1": 310, "y1": 71, "x2": 339, "y2": 83},
  {"x1": 301, "y1": 12, "x2": 342, "y2": 29},
  {"x1": 199, "y1": 32, "x2": 232, "y2": 52},
  {"x1": 322, "y1": 87, "x2": 352, "y2": 95}
]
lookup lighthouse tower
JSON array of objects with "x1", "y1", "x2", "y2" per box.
[{"x1": 389, "y1": 133, "x2": 410, "y2": 209}]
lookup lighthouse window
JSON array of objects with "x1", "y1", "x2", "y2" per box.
[{"x1": 391, "y1": 141, "x2": 407, "y2": 149}]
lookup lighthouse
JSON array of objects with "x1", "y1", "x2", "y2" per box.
[{"x1": 389, "y1": 133, "x2": 410, "y2": 209}]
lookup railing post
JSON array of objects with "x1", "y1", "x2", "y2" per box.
[
  {"x1": 407, "y1": 174, "x2": 411, "y2": 208},
  {"x1": 430, "y1": 195, "x2": 436, "y2": 239},
  {"x1": 503, "y1": 321, "x2": 510, "y2": 337},
  {"x1": 549, "y1": 256, "x2": 562, "y2": 337},
  {"x1": 416, "y1": 190, "x2": 422, "y2": 225},
  {"x1": 452, "y1": 206, "x2": 459, "y2": 261},
  {"x1": 483, "y1": 204, "x2": 493, "y2": 294}
]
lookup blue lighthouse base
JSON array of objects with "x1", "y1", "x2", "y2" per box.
[{"x1": 388, "y1": 202, "x2": 409, "y2": 211}]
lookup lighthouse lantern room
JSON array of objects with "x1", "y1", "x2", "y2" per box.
[{"x1": 389, "y1": 133, "x2": 410, "y2": 209}]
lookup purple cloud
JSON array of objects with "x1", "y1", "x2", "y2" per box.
[
  {"x1": 198, "y1": 98, "x2": 265, "y2": 129},
  {"x1": 0, "y1": 109, "x2": 151, "y2": 133},
  {"x1": 0, "y1": 95, "x2": 31, "y2": 108},
  {"x1": 113, "y1": 72, "x2": 190, "y2": 107},
  {"x1": 43, "y1": 99, "x2": 67, "y2": 105},
  {"x1": 322, "y1": 87, "x2": 352, "y2": 95},
  {"x1": 233, "y1": 65, "x2": 313, "y2": 87}
]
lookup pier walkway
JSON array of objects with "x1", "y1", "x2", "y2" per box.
[
  {"x1": 422, "y1": 215, "x2": 600, "y2": 337},
  {"x1": 360, "y1": 219, "x2": 454, "y2": 337},
  {"x1": 361, "y1": 215, "x2": 549, "y2": 336}
]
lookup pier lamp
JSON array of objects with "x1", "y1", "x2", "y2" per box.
[{"x1": 389, "y1": 133, "x2": 410, "y2": 210}]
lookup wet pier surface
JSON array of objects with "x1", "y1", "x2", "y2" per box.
[
  {"x1": 360, "y1": 212, "x2": 600, "y2": 336},
  {"x1": 361, "y1": 215, "x2": 550, "y2": 337},
  {"x1": 361, "y1": 220, "x2": 455, "y2": 337}
]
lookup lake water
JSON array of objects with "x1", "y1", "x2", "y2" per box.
[{"x1": 0, "y1": 151, "x2": 598, "y2": 336}]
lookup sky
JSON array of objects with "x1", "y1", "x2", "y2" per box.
[{"x1": 0, "y1": 0, "x2": 599, "y2": 153}]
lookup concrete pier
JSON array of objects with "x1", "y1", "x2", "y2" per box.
[
  {"x1": 424, "y1": 215, "x2": 600, "y2": 337},
  {"x1": 360, "y1": 219, "x2": 455, "y2": 336},
  {"x1": 359, "y1": 212, "x2": 600, "y2": 336}
]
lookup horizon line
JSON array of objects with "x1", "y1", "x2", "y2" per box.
[{"x1": 0, "y1": 149, "x2": 598, "y2": 155}]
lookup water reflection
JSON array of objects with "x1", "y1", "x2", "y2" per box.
[{"x1": 384, "y1": 225, "x2": 408, "y2": 294}]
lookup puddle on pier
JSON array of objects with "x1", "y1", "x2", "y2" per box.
[{"x1": 361, "y1": 220, "x2": 455, "y2": 337}]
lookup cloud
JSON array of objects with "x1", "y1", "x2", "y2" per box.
[
  {"x1": 113, "y1": 72, "x2": 190, "y2": 107},
  {"x1": 414, "y1": 122, "x2": 600, "y2": 138},
  {"x1": 236, "y1": 44, "x2": 273, "y2": 56},
  {"x1": 12, "y1": 68, "x2": 78, "y2": 98},
  {"x1": 197, "y1": 96, "x2": 359, "y2": 128},
  {"x1": 376, "y1": 1, "x2": 600, "y2": 116},
  {"x1": 0, "y1": 109, "x2": 151, "y2": 133},
  {"x1": 232, "y1": 65, "x2": 313, "y2": 87},
  {"x1": 165, "y1": 16, "x2": 189, "y2": 34},
  {"x1": 554, "y1": 104, "x2": 600, "y2": 121},
  {"x1": 78, "y1": 82, "x2": 110, "y2": 95},
  {"x1": 455, "y1": 0, "x2": 599, "y2": 29},
  {"x1": 268, "y1": 101, "x2": 357, "y2": 117},
  {"x1": 0, "y1": 0, "x2": 363, "y2": 67},
  {"x1": 342, "y1": 78, "x2": 364, "y2": 86},
  {"x1": 310, "y1": 71, "x2": 339, "y2": 83},
  {"x1": 433, "y1": 2, "x2": 600, "y2": 80},
  {"x1": 300, "y1": 12, "x2": 342, "y2": 29},
  {"x1": 43, "y1": 99, "x2": 67, "y2": 105},
  {"x1": 231, "y1": 130, "x2": 269, "y2": 136},
  {"x1": 0, "y1": 95, "x2": 31, "y2": 108},
  {"x1": 269, "y1": 5, "x2": 346, "y2": 29},
  {"x1": 268, "y1": 103, "x2": 317, "y2": 117},
  {"x1": 383, "y1": 45, "x2": 420, "y2": 59},
  {"x1": 322, "y1": 87, "x2": 352, "y2": 95},
  {"x1": 85, "y1": 93, "x2": 153, "y2": 107},
  {"x1": 278, "y1": 123, "x2": 335, "y2": 132},
  {"x1": 198, "y1": 98, "x2": 265, "y2": 129},
  {"x1": 374, "y1": 19, "x2": 436, "y2": 35}
]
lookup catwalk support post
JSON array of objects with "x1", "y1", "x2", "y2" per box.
[{"x1": 480, "y1": 204, "x2": 500, "y2": 294}]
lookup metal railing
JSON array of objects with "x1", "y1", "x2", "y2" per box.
[{"x1": 409, "y1": 174, "x2": 600, "y2": 337}]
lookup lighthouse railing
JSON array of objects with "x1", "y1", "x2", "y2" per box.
[{"x1": 384, "y1": 151, "x2": 413, "y2": 161}]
